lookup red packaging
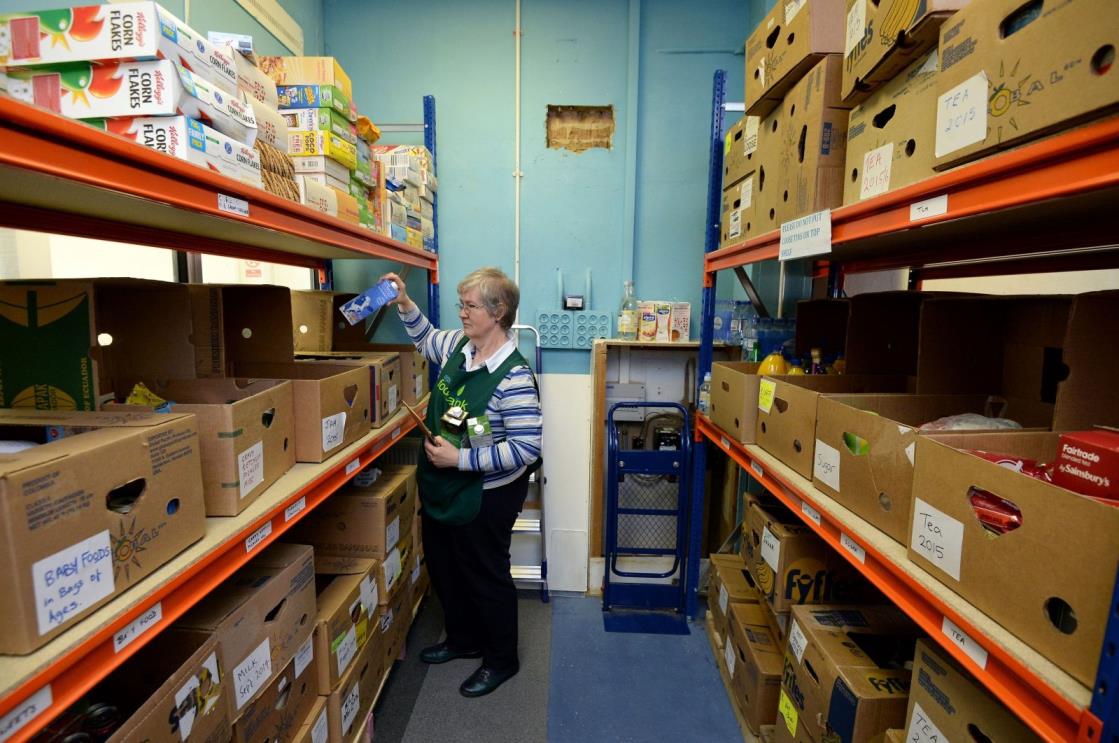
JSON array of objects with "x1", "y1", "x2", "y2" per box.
[{"x1": 1053, "y1": 430, "x2": 1119, "y2": 501}]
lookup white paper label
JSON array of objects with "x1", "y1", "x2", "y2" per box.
[
  {"x1": 718, "y1": 584, "x2": 730, "y2": 614},
  {"x1": 779, "y1": 210, "x2": 832, "y2": 261},
  {"x1": 113, "y1": 602, "x2": 162, "y2": 653},
  {"x1": 741, "y1": 176, "x2": 754, "y2": 209},
  {"x1": 784, "y1": 0, "x2": 806, "y2": 24},
  {"x1": 355, "y1": 468, "x2": 380, "y2": 488},
  {"x1": 724, "y1": 639, "x2": 737, "y2": 675},
  {"x1": 911, "y1": 498, "x2": 965, "y2": 581},
  {"x1": 859, "y1": 142, "x2": 893, "y2": 200},
  {"x1": 341, "y1": 683, "x2": 361, "y2": 734},
  {"x1": 743, "y1": 116, "x2": 759, "y2": 155},
  {"x1": 788, "y1": 620, "x2": 808, "y2": 663},
  {"x1": 173, "y1": 651, "x2": 220, "y2": 741},
  {"x1": 813, "y1": 439, "x2": 841, "y2": 492},
  {"x1": 388, "y1": 384, "x2": 399, "y2": 410},
  {"x1": 322, "y1": 412, "x2": 347, "y2": 451},
  {"x1": 294, "y1": 635, "x2": 314, "y2": 679},
  {"x1": 218, "y1": 193, "x2": 250, "y2": 217},
  {"x1": 32, "y1": 530, "x2": 114, "y2": 635},
  {"x1": 757, "y1": 57, "x2": 766, "y2": 88},
  {"x1": 238, "y1": 441, "x2": 265, "y2": 499},
  {"x1": 411, "y1": 562, "x2": 422, "y2": 585},
  {"x1": 346, "y1": 458, "x2": 361, "y2": 476},
  {"x1": 391, "y1": 427, "x2": 402, "y2": 440},
  {"x1": 942, "y1": 617, "x2": 989, "y2": 669},
  {"x1": 801, "y1": 501, "x2": 822, "y2": 527},
  {"x1": 840, "y1": 533, "x2": 867, "y2": 563},
  {"x1": 233, "y1": 638, "x2": 272, "y2": 709},
  {"x1": 360, "y1": 575, "x2": 379, "y2": 615},
  {"x1": 720, "y1": 436, "x2": 730, "y2": 449},
  {"x1": 728, "y1": 208, "x2": 742, "y2": 239},
  {"x1": 760, "y1": 526, "x2": 781, "y2": 573},
  {"x1": 750, "y1": 461, "x2": 764, "y2": 479},
  {"x1": 284, "y1": 496, "x2": 307, "y2": 522},
  {"x1": 910, "y1": 194, "x2": 949, "y2": 221},
  {"x1": 387, "y1": 515, "x2": 401, "y2": 552},
  {"x1": 935, "y1": 72, "x2": 988, "y2": 158},
  {"x1": 844, "y1": 0, "x2": 867, "y2": 56},
  {"x1": 0, "y1": 685, "x2": 51, "y2": 743},
  {"x1": 385, "y1": 549, "x2": 402, "y2": 590},
  {"x1": 414, "y1": 375, "x2": 424, "y2": 401},
  {"x1": 335, "y1": 625, "x2": 359, "y2": 675},
  {"x1": 245, "y1": 521, "x2": 273, "y2": 553},
  {"x1": 907, "y1": 701, "x2": 950, "y2": 743},
  {"x1": 905, "y1": 441, "x2": 916, "y2": 465},
  {"x1": 310, "y1": 707, "x2": 329, "y2": 743}
]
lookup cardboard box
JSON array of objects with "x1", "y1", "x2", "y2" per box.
[
  {"x1": 296, "y1": 352, "x2": 400, "y2": 428},
  {"x1": 296, "y1": 175, "x2": 340, "y2": 217},
  {"x1": 0, "y1": 278, "x2": 197, "y2": 410},
  {"x1": 379, "y1": 578, "x2": 413, "y2": 671},
  {"x1": 841, "y1": 0, "x2": 964, "y2": 102},
  {"x1": 223, "y1": 45, "x2": 279, "y2": 108},
  {"x1": 231, "y1": 654, "x2": 317, "y2": 743},
  {"x1": 292, "y1": 154, "x2": 352, "y2": 184},
  {"x1": 726, "y1": 602, "x2": 784, "y2": 733},
  {"x1": 1053, "y1": 429, "x2": 1119, "y2": 500},
  {"x1": 724, "y1": 115, "x2": 761, "y2": 189},
  {"x1": 781, "y1": 604, "x2": 918, "y2": 743},
  {"x1": 0, "y1": 2, "x2": 238, "y2": 95},
  {"x1": 910, "y1": 431, "x2": 1119, "y2": 686},
  {"x1": 288, "y1": 130, "x2": 358, "y2": 171},
  {"x1": 310, "y1": 557, "x2": 380, "y2": 695},
  {"x1": 843, "y1": 51, "x2": 939, "y2": 205},
  {"x1": 330, "y1": 186, "x2": 361, "y2": 225},
  {"x1": 0, "y1": 409, "x2": 205, "y2": 653},
  {"x1": 720, "y1": 174, "x2": 756, "y2": 248},
  {"x1": 290, "y1": 696, "x2": 329, "y2": 743},
  {"x1": 247, "y1": 99, "x2": 289, "y2": 153},
  {"x1": 710, "y1": 361, "x2": 763, "y2": 443},
  {"x1": 277, "y1": 84, "x2": 352, "y2": 121},
  {"x1": 885, "y1": 730, "x2": 904, "y2": 743},
  {"x1": 173, "y1": 543, "x2": 316, "y2": 715},
  {"x1": 282, "y1": 106, "x2": 358, "y2": 143},
  {"x1": 112, "y1": 378, "x2": 295, "y2": 516},
  {"x1": 257, "y1": 56, "x2": 353, "y2": 98},
  {"x1": 709, "y1": 553, "x2": 761, "y2": 642},
  {"x1": 749, "y1": 106, "x2": 784, "y2": 237},
  {"x1": 933, "y1": 0, "x2": 1119, "y2": 168},
  {"x1": 291, "y1": 289, "x2": 335, "y2": 353},
  {"x1": 324, "y1": 629, "x2": 382, "y2": 742},
  {"x1": 745, "y1": 0, "x2": 845, "y2": 116}
]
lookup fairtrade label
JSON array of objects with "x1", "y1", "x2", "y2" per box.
[
  {"x1": 284, "y1": 497, "x2": 307, "y2": 522},
  {"x1": 33, "y1": 530, "x2": 114, "y2": 635},
  {"x1": 233, "y1": 638, "x2": 272, "y2": 710},
  {"x1": 845, "y1": 0, "x2": 867, "y2": 56},
  {"x1": 311, "y1": 707, "x2": 329, "y2": 743},
  {"x1": 801, "y1": 501, "x2": 822, "y2": 526},
  {"x1": 113, "y1": 602, "x2": 162, "y2": 653},
  {"x1": 788, "y1": 619, "x2": 808, "y2": 663},
  {"x1": 841, "y1": 533, "x2": 867, "y2": 563},
  {"x1": 718, "y1": 584, "x2": 729, "y2": 614},
  {"x1": 813, "y1": 439, "x2": 841, "y2": 491},
  {"x1": 907, "y1": 701, "x2": 950, "y2": 743},
  {"x1": 333, "y1": 625, "x2": 358, "y2": 676},
  {"x1": 294, "y1": 635, "x2": 314, "y2": 678},
  {"x1": 238, "y1": 441, "x2": 265, "y2": 498},
  {"x1": 387, "y1": 515, "x2": 401, "y2": 552},
  {"x1": 859, "y1": 142, "x2": 893, "y2": 200},
  {"x1": 911, "y1": 498, "x2": 964, "y2": 580},
  {"x1": 341, "y1": 682, "x2": 361, "y2": 734},
  {"x1": 743, "y1": 116, "x2": 759, "y2": 155},
  {"x1": 942, "y1": 617, "x2": 989, "y2": 669},
  {"x1": 760, "y1": 526, "x2": 781, "y2": 573},
  {"x1": 910, "y1": 194, "x2": 949, "y2": 221},
  {"x1": 322, "y1": 412, "x2": 347, "y2": 451},
  {"x1": 935, "y1": 72, "x2": 988, "y2": 158},
  {"x1": 778, "y1": 689, "x2": 799, "y2": 736},
  {"x1": 724, "y1": 639, "x2": 736, "y2": 675},
  {"x1": 0, "y1": 685, "x2": 51, "y2": 743},
  {"x1": 758, "y1": 379, "x2": 776, "y2": 413}
]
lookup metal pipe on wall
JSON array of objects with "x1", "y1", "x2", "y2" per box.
[{"x1": 513, "y1": 0, "x2": 524, "y2": 313}]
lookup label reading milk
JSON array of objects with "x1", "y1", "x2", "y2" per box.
[
  {"x1": 233, "y1": 638, "x2": 272, "y2": 710},
  {"x1": 718, "y1": 584, "x2": 730, "y2": 614},
  {"x1": 907, "y1": 701, "x2": 950, "y2": 743},
  {"x1": 935, "y1": 72, "x2": 988, "y2": 158},
  {"x1": 0, "y1": 685, "x2": 51, "y2": 743},
  {"x1": 334, "y1": 625, "x2": 359, "y2": 675},
  {"x1": 911, "y1": 498, "x2": 965, "y2": 581},
  {"x1": 322, "y1": 412, "x2": 347, "y2": 451},
  {"x1": 32, "y1": 530, "x2": 115, "y2": 635},
  {"x1": 113, "y1": 602, "x2": 162, "y2": 653},
  {"x1": 294, "y1": 635, "x2": 314, "y2": 678},
  {"x1": 844, "y1": 0, "x2": 867, "y2": 56},
  {"x1": 760, "y1": 526, "x2": 781, "y2": 573},
  {"x1": 724, "y1": 639, "x2": 736, "y2": 675},
  {"x1": 341, "y1": 683, "x2": 361, "y2": 734},
  {"x1": 311, "y1": 707, "x2": 329, "y2": 743},
  {"x1": 238, "y1": 441, "x2": 265, "y2": 498},
  {"x1": 813, "y1": 439, "x2": 841, "y2": 492},
  {"x1": 758, "y1": 379, "x2": 776, "y2": 413},
  {"x1": 859, "y1": 142, "x2": 893, "y2": 200},
  {"x1": 387, "y1": 515, "x2": 401, "y2": 552},
  {"x1": 788, "y1": 620, "x2": 808, "y2": 663}
]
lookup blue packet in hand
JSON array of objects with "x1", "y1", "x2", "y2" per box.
[{"x1": 340, "y1": 279, "x2": 400, "y2": 326}]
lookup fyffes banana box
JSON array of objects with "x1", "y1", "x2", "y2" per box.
[{"x1": 0, "y1": 2, "x2": 238, "y2": 96}]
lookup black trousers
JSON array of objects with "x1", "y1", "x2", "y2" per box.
[{"x1": 421, "y1": 470, "x2": 530, "y2": 670}]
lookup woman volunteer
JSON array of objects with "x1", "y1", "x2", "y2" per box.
[{"x1": 383, "y1": 267, "x2": 542, "y2": 698}]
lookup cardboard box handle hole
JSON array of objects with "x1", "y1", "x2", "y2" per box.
[
  {"x1": 872, "y1": 104, "x2": 896, "y2": 130},
  {"x1": 343, "y1": 384, "x2": 359, "y2": 406},
  {"x1": 166, "y1": 498, "x2": 180, "y2": 515},
  {"x1": 264, "y1": 598, "x2": 286, "y2": 623},
  {"x1": 1045, "y1": 597, "x2": 1078, "y2": 635},
  {"x1": 261, "y1": 408, "x2": 275, "y2": 428},
  {"x1": 999, "y1": 0, "x2": 1042, "y2": 39},
  {"x1": 967, "y1": 723, "x2": 995, "y2": 743},
  {"x1": 275, "y1": 682, "x2": 292, "y2": 711},
  {"x1": 283, "y1": 437, "x2": 289, "y2": 451},
  {"x1": 967, "y1": 487, "x2": 1022, "y2": 536},
  {"x1": 1092, "y1": 45, "x2": 1115, "y2": 75},
  {"x1": 106, "y1": 478, "x2": 146, "y2": 514},
  {"x1": 765, "y1": 25, "x2": 781, "y2": 49}
]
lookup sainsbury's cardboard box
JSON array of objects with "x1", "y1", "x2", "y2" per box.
[
  {"x1": 173, "y1": 543, "x2": 316, "y2": 716},
  {"x1": 724, "y1": 115, "x2": 762, "y2": 190},
  {"x1": 745, "y1": 0, "x2": 846, "y2": 116},
  {"x1": 933, "y1": 0, "x2": 1119, "y2": 169},
  {"x1": 231, "y1": 654, "x2": 318, "y2": 743},
  {"x1": 0, "y1": 278, "x2": 196, "y2": 410},
  {"x1": 709, "y1": 553, "x2": 761, "y2": 642},
  {"x1": 324, "y1": 629, "x2": 382, "y2": 742},
  {"x1": 310, "y1": 557, "x2": 381, "y2": 695},
  {"x1": 841, "y1": 0, "x2": 964, "y2": 102},
  {"x1": 290, "y1": 696, "x2": 329, "y2": 743},
  {"x1": 0, "y1": 409, "x2": 205, "y2": 654},
  {"x1": 904, "y1": 639, "x2": 1041, "y2": 743},
  {"x1": 843, "y1": 51, "x2": 939, "y2": 205},
  {"x1": 781, "y1": 604, "x2": 918, "y2": 743},
  {"x1": 727, "y1": 602, "x2": 784, "y2": 733},
  {"x1": 111, "y1": 378, "x2": 296, "y2": 516}
]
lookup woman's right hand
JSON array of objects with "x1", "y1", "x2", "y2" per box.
[{"x1": 380, "y1": 272, "x2": 416, "y2": 313}]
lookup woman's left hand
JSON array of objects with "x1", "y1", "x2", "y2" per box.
[{"x1": 424, "y1": 436, "x2": 460, "y2": 469}]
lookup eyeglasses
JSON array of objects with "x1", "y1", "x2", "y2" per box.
[{"x1": 456, "y1": 301, "x2": 485, "y2": 313}]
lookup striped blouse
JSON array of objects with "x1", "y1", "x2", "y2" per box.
[{"x1": 401, "y1": 305, "x2": 542, "y2": 489}]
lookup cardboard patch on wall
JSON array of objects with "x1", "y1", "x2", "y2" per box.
[{"x1": 546, "y1": 105, "x2": 615, "y2": 152}]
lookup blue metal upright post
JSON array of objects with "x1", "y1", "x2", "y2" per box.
[
  {"x1": 685, "y1": 70, "x2": 728, "y2": 619},
  {"x1": 1091, "y1": 566, "x2": 1119, "y2": 739},
  {"x1": 424, "y1": 94, "x2": 440, "y2": 330}
]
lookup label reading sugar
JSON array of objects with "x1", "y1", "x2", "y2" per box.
[
  {"x1": 911, "y1": 498, "x2": 964, "y2": 581},
  {"x1": 244, "y1": 521, "x2": 273, "y2": 553},
  {"x1": 859, "y1": 142, "x2": 894, "y2": 200},
  {"x1": 750, "y1": 461, "x2": 764, "y2": 479},
  {"x1": 113, "y1": 602, "x2": 162, "y2": 653},
  {"x1": 743, "y1": 116, "x2": 759, "y2": 155},
  {"x1": 813, "y1": 439, "x2": 841, "y2": 492},
  {"x1": 724, "y1": 639, "x2": 736, "y2": 675},
  {"x1": 910, "y1": 194, "x2": 949, "y2": 222},
  {"x1": 238, "y1": 441, "x2": 265, "y2": 498},
  {"x1": 385, "y1": 549, "x2": 402, "y2": 590},
  {"x1": 760, "y1": 526, "x2": 781, "y2": 572},
  {"x1": 942, "y1": 617, "x2": 989, "y2": 669},
  {"x1": 0, "y1": 685, "x2": 51, "y2": 743},
  {"x1": 173, "y1": 651, "x2": 220, "y2": 741},
  {"x1": 233, "y1": 638, "x2": 272, "y2": 709},
  {"x1": 360, "y1": 575, "x2": 379, "y2": 614},
  {"x1": 32, "y1": 530, "x2": 114, "y2": 635},
  {"x1": 346, "y1": 458, "x2": 361, "y2": 476},
  {"x1": 779, "y1": 209, "x2": 832, "y2": 261},
  {"x1": 387, "y1": 515, "x2": 401, "y2": 552},
  {"x1": 907, "y1": 701, "x2": 950, "y2": 743},
  {"x1": 788, "y1": 620, "x2": 808, "y2": 663},
  {"x1": 334, "y1": 625, "x2": 359, "y2": 675},
  {"x1": 778, "y1": 689, "x2": 798, "y2": 735},
  {"x1": 935, "y1": 72, "x2": 988, "y2": 158},
  {"x1": 840, "y1": 533, "x2": 867, "y2": 563},
  {"x1": 218, "y1": 194, "x2": 250, "y2": 217},
  {"x1": 801, "y1": 501, "x2": 822, "y2": 527},
  {"x1": 322, "y1": 412, "x2": 347, "y2": 451},
  {"x1": 310, "y1": 707, "x2": 329, "y2": 743},
  {"x1": 844, "y1": 0, "x2": 867, "y2": 56},
  {"x1": 728, "y1": 209, "x2": 742, "y2": 239},
  {"x1": 784, "y1": 0, "x2": 806, "y2": 25},
  {"x1": 341, "y1": 683, "x2": 361, "y2": 734},
  {"x1": 284, "y1": 496, "x2": 307, "y2": 522},
  {"x1": 758, "y1": 379, "x2": 777, "y2": 413},
  {"x1": 388, "y1": 385, "x2": 399, "y2": 411},
  {"x1": 294, "y1": 635, "x2": 314, "y2": 678},
  {"x1": 718, "y1": 584, "x2": 730, "y2": 614}
]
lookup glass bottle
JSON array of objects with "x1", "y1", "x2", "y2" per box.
[
  {"x1": 810, "y1": 347, "x2": 826, "y2": 375},
  {"x1": 617, "y1": 280, "x2": 638, "y2": 340},
  {"x1": 698, "y1": 372, "x2": 712, "y2": 415}
]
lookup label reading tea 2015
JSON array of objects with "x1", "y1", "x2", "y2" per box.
[
  {"x1": 32, "y1": 530, "x2": 115, "y2": 635},
  {"x1": 911, "y1": 498, "x2": 964, "y2": 581}
]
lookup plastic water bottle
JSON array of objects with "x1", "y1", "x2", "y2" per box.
[
  {"x1": 743, "y1": 317, "x2": 760, "y2": 362},
  {"x1": 698, "y1": 372, "x2": 712, "y2": 415}
]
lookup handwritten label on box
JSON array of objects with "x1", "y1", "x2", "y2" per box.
[
  {"x1": 32, "y1": 530, "x2": 114, "y2": 635},
  {"x1": 238, "y1": 441, "x2": 265, "y2": 499},
  {"x1": 760, "y1": 526, "x2": 781, "y2": 573},
  {"x1": 788, "y1": 620, "x2": 808, "y2": 663},
  {"x1": 333, "y1": 625, "x2": 359, "y2": 676},
  {"x1": 906, "y1": 701, "x2": 947, "y2": 743},
  {"x1": 724, "y1": 639, "x2": 736, "y2": 675},
  {"x1": 813, "y1": 439, "x2": 840, "y2": 492},
  {"x1": 341, "y1": 682, "x2": 361, "y2": 734},
  {"x1": 859, "y1": 142, "x2": 893, "y2": 200},
  {"x1": 233, "y1": 638, "x2": 272, "y2": 710},
  {"x1": 718, "y1": 584, "x2": 729, "y2": 614},
  {"x1": 844, "y1": 0, "x2": 867, "y2": 56},
  {"x1": 935, "y1": 72, "x2": 988, "y2": 158},
  {"x1": 311, "y1": 707, "x2": 329, "y2": 743},
  {"x1": 911, "y1": 497, "x2": 964, "y2": 580},
  {"x1": 295, "y1": 635, "x2": 314, "y2": 679},
  {"x1": 758, "y1": 379, "x2": 777, "y2": 413},
  {"x1": 322, "y1": 412, "x2": 347, "y2": 452},
  {"x1": 387, "y1": 516, "x2": 401, "y2": 552},
  {"x1": 360, "y1": 575, "x2": 379, "y2": 614},
  {"x1": 113, "y1": 602, "x2": 162, "y2": 653}
]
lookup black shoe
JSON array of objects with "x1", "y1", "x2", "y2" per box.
[
  {"x1": 420, "y1": 642, "x2": 482, "y2": 664},
  {"x1": 459, "y1": 664, "x2": 520, "y2": 697}
]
